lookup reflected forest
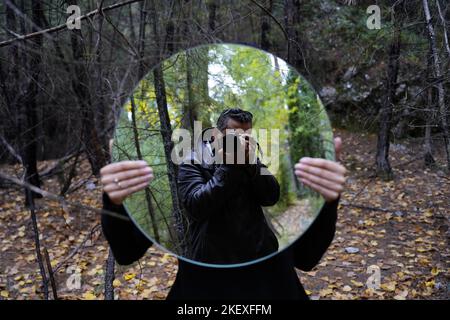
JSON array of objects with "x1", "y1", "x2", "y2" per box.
[{"x1": 112, "y1": 44, "x2": 334, "y2": 257}]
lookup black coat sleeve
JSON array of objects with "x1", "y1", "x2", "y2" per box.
[
  {"x1": 292, "y1": 198, "x2": 339, "y2": 271},
  {"x1": 101, "y1": 193, "x2": 152, "y2": 265}
]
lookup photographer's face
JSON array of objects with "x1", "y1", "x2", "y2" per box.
[
  {"x1": 212, "y1": 119, "x2": 253, "y2": 143},
  {"x1": 223, "y1": 118, "x2": 252, "y2": 133}
]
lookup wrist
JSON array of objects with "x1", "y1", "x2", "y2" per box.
[
  {"x1": 325, "y1": 195, "x2": 340, "y2": 205},
  {"x1": 103, "y1": 193, "x2": 126, "y2": 213}
]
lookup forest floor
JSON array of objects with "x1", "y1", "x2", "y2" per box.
[{"x1": 0, "y1": 128, "x2": 449, "y2": 300}]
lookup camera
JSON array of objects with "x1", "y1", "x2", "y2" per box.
[
  {"x1": 223, "y1": 133, "x2": 243, "y2": 151},
  {"x1": 219, "y1": 132, "x2": 254, "y2": 165}
]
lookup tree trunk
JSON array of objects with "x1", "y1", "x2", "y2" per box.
[
  {"x1": 424, "y1": 116, "x2": 435, "y2": 166},
  {"x1": 376, "y1": 7, "x2": 402, "y2": 179},
  {"x1": 423, "y1": 0, "x2": 450, "y2": 169},
  {"x1": 22, "y1": 0, "x2": 45, "y2": 202},
  {"x1": 94, "y1": 8, "x2": 110, "y2": 161},
  {"x1": 27, "y1": 188, "x2": 49, "y2": 299},
  {"x1": 207, "y1": 0, "x2": 217, "y2": 33},
  {"x1": 137, "y1": 0, "x2": 148, "y2": 79},
  {"x1": 260, "y1": 0, "x2": 273, "y2": 51},
  {"x1": 67, "y1": 0, "x2": 109, "y2": 176},
  {"x1": 284, "y1": 0, "x2": 308, "y2": 75},
  {"x1": 1, "y1": 0, "x2": 19, "y2": 163},
  {"x1": 435, "y1": 0, "x2": 450, "y2": 59},
  {"x1": 424, "y1": 51, "x2": 436, "y2": 166},
  {"x1": 104, "y1": 248, "x2": 115, "y2": 300}
]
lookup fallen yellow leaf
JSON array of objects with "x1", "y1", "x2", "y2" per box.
[
  {"x1": 83, "y1": 292, "x2": 96, "y2": 300},
  {"x1": 113, "y1": 279, "x2": 122, "y2": 288},
  {"x1": 124, "y1": 273, "x2": 136, "y2": 281},
  {"x1": 319, "y1": 288, "x2": 334, "y2": 297},
  {"x1": 431, "y1": 267, "x2": 440, "y2": 276},
  {"x1": 381, "y1": 282, "x2": 396, "y2": 292},
  {"x1": 14, "y1": 275, "x2": 23, "y2": 281},
  {"x1": 350, "y1": 280, "x2": 364, "y2": 287},
  {"x1": 425, "y1": 279, "x2": 435, "y2": 288}
]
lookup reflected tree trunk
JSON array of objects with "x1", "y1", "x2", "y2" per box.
[
  {"x1": 183, "y1": 51, "x2": 199, "y2": 132},
  {"x1": 183, "y1": 48, "x2": 212, "y2": 132},
  {"x1": 153, "y1": 64, "x2": 185, "y2": 250},
  {"x1": 130, "y1": 96, "x2": 160, "y2": 242},
  {"x1": 285, "y1": 71, "x2": 302, "y2": 195}
]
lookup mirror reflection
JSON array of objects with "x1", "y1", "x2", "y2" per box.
[{"x1": 112, "y1": 43, "x2": 334, "y2": 266}]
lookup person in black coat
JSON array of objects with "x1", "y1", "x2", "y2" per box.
[
  {"x1": 100, "y1": 109, "x2": 347, "y2": 300},
  {"x1": 176, "y1": 113, "x2": 281, "y2": 264}
]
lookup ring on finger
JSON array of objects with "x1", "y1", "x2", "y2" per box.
[{"x1": 114, "y1": 177, "x2": 123, "y2": 188}]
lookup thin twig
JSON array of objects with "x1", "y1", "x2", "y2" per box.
[
  {"x1": 27, "y1": 188, "x2": 49, "y2": 300},
  {"x1": 52, "y1": 224, "x2": 101, "y2": 274},
  {"x1": 249, "y1": 0, "x2": 289, "y2": 42},
  {"x1": 0, "y1": 135, "x2": 22, "y2": 163},
  {"x1": 43, "y1": 247, "x2": 58, "y2": 300},
  {"x1": 0, "y1": 172, "x2": 130, "y2": 221},
  {"x1": 341, "y1": 201, "x2": 407, "y2": 215}
]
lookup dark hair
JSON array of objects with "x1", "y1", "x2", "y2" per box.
[{"x1": 216, "y1": 108, "x2": 253, "y2": 131}]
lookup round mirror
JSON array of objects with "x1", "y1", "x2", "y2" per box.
[{"x1": 112, "y1": 43, "x2": 335, "y2": 267}]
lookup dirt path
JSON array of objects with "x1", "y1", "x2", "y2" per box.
[{"x1": 271, "y1": 198, "x2": 316, "y2": 248}]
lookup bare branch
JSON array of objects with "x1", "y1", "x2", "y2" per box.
[
  {"x1": 0, "y1": 0, "x2": 143, "y2": 48},
  {"x1": 0, "y1": 171, "x2": 130, "y2": 221}
]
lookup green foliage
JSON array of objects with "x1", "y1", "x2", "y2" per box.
[
  {"x1": 112, "y1": 44, "x2": 334, "y2": 251},
  {"x1": 286, "y1": 71, "x2": 335, "y2": 198}
]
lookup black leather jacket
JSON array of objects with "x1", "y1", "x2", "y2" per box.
[
  {"x1": 101, "y1": 132, "x2": 339, "y2": 299},
  {"x1": 177, "y1": 143, "x2": 280, "y2": 264},
  {"x1": 101, "y1": 192, "x2": 339, "y2": 300}
]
